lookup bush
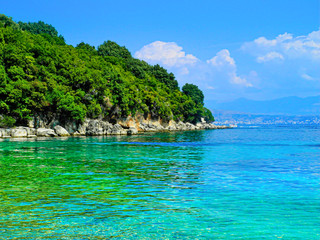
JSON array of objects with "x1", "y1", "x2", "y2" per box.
[{"x1": 0, "y1": 115, "x2": 16, "y2": 128}]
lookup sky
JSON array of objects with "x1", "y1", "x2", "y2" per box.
[{"x1": 2, "y1": 0, "x2": 320, "y2": 103}]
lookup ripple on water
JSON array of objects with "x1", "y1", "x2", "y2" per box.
[{"x1": 0, "y1": 126, "x2": 319, "y2": 239}]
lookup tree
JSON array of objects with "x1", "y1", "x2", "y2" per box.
[
  {"x1": 97, "y1": 40, "x2": 131, "y2": 59},
  {"x1": 0, "y1": 14, "x2": 19, "y2": 30},
  {"x1": 0, "y1": 14, "x2": 214, "y2": 126},
  {"x1": 18, "y1": 20, "x2": 65, "y2": 45},
  {"x1": 203, "y1": 107, "x2": 215, "y2": 122},
  {"x1": 76, "y1": 42, "x2": 96, "y2": 54},
  {"x1": 182, "y1": 83, "x2": 204, "y2": 105},
  {"x1": 151, "y1": 64, "x2": 179, "y2": 90}
]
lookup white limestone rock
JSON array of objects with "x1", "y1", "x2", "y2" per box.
[
  {"x1": 11, "y1": 127, "x2": 28, "y2": 138},
  {"x1": 36, "y1": 128, "x2": 57, "y2": 137},
  {"x1": 54, "y1": 125, "x2": 70, "y2": 136},
  {"x1": 127, "y1": 127, "x2": 138, "y2": 135}
]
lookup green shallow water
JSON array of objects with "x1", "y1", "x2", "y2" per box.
[{"x1": 0, "y1": 126, "x2": 320, "y2": 239}]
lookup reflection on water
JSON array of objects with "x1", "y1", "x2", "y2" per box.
[{"x1": 0, "y1": 128, "x2": 320, "y2": 239}]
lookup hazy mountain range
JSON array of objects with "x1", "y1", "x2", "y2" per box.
[{"x1": 206, "y1": 95, "x2": 320, "y2": 116}]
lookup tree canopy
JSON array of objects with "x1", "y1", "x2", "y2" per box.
[
  {"x1": 0, "y1": 14, "x2": 214, "y2": 127},
  {"x1": 98, "y1": 40, "x2": 131, "y2": 59},
  {"x1": 182, "y1": 83, "x2": 204, "y2": 105}
]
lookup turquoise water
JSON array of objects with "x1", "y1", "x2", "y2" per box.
[{"x1": 0, "y1": 126, "x2": 319, "y2": 239}]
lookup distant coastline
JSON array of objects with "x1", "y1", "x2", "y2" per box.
[{"x1": 212, "y1": 112, "x2": 320, "y2": 125}]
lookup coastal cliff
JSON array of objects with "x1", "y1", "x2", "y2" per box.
[
  {"x1": 0, "y1": 14, "x2": 216, "y2": 134},
  {"x1": 0, "y1": 117, "x2": 230, "y2": 138}
]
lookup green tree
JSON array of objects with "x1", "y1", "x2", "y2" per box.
[
  {"x1": 97, "y1": 40, "x2": 131, "y2": 59},
  {"x1": 182, "y1": 83, "x2": 204, "y2": 105},
  {"x1": 203, "y1": 107, "x2": 215, "y2": 122},
  {"x1": 18, "y1": 21, "x2": 58, "y2": 36},
  {"x1": 76, "y1": 42, "x2": 97, "y2": 55},
  {"x1": 18, "y1": 21, "x2": 65, "y2": 44},
  {"x1": 150, "y1": 64, "x2": 179, "y2": 90},
  {"x1": 0, "y1": 14, "x2": 214, "y2": 126},
  {"x1": 0, "y1": 14, "x2": 19, "y2": 29}
]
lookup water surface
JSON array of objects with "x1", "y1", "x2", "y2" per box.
[{"x1": 0, "y1": 126, "x2": 319, "y2": 239}]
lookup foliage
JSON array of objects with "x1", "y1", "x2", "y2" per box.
[
  {"x1": 0, "y1": 115, "x2": 16, "y2": 128},
  {"x1": 18, "y1": 20, "x2": 65, "y2": 45},
  {"x1": 98, "y1": 40, "x2": 131, "y2": 59},
  {"x1": 151, "y1": 64, "x2": 179, "y2": 90},
  {"x1": 182, "y1": 83, "x2": 204, "y2": 105},
  {"x1": 0, "y1": 14, "x2": 19, "y2": 30},
  {"x1": 0, "y1": 14, "x2": 214, "y2": 126},
  {"x1": 203, "y1": 107, "x2": 215, "y2": 122}
]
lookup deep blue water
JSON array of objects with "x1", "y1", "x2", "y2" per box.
[{"x1": 0, "y1": 125, "x2": 319, "y2": 239}]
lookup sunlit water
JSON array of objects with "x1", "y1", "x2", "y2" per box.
[{"x1": 0, "y1": 125, "x2": 319, "y2": 239}]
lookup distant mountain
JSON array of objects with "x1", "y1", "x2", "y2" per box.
[
  {"x1": 206, "y1": 96, "x2": 320, "y2": 116},
  {"x1": 210, "y1": 110, "x2": 320, "y2": 125}
]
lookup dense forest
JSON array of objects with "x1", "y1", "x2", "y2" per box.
[{"x1": 0, "y1": 14, "x2": 214, "y2": 127}]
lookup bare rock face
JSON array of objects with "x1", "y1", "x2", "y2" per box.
[
  {"x1": 110, "y1": 124, "x2": 127, "y2": 135},
  {"x1": 85, "y1": 120, "x2": 118, "y2": 136},
  {"x1": 72, "y1": 131, "x2": 82, "y2": 136},
  {"x1": 127, "y1": 126, "x2": 138, "y2": 135},
  {"x1": 36, "y1": 128, "x2": 57, "y2": 137},
  {"x1": 86, "y1": 120, "x2": 104, "y2": 136},
  {"x1": 77, "y1": 120, "x2": 89, "y2": 135},
  {"x1": 139, "y1": 123, "x2": 164, "y2": 132},
  {"x1": 185, "y1": 122, "x2": 197, "y2": 130},
  {"x1": 0, "y1": 115, "x2": 227, "y2": 139},
  {"x1": 26, "y1": 128, "x2": 37, "y2": 137},
  {"x1": 54, "y1": 125, "x2": 70, "y2": 136},
  {"x1": 0, "y1": 128, "x2": 11, "y2": 138},
  {"x1": 11, "y1": 127, "x2": 28, "y2": 138}
]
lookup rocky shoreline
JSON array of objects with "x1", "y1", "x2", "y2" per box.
[{"x1": 0, "y1": 119, "x2": 232, "y2": 139}]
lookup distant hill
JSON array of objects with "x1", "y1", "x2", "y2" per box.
[{"x1": 206, "y1": 96, "x2": 320, "y2": 116}]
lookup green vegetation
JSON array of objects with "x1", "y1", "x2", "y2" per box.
[
  {"x1": 182, "y1": 83, "x2": 204, "y2": 106},
  {"x1": 0, "y1": 14, "x2": 214, "y2": 127}
]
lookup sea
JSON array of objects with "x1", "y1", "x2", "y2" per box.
[{"x1": 0, "y1": 125, "x2": 319, "y2": 239}]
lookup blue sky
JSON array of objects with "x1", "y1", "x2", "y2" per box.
[{"x1": 2, "y1": 0, "x2": 320, "y2": 102}]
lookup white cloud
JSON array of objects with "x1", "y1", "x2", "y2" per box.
[
  {"x1": 253, "y1": 33, "x2": 293, "y2": 48},
  {"x1": 206, "y1": 86, "x2": 215, "y2": 90},
  {"x1": 257, "y1": 51, "x2": 284, "y2": 63},
  {"x1": 301, "y1": 73, "x2": 314, "y2": 81},
  {"x1": 178, "y1": 67, "x2": 190, "y2": 75},
  {"x1": 207, "y1": 49, "x2": 235, "y2": 67},
  {"x1": 135, "y1": 43, "x2": 254, "y2": 89},
  {"x1": 229, "y1": 73, "x2": 253, "y2": 87},
  {"x1": 242, "y1": 29, "x2": 320, "y2": 62},
  {"x1": 134, "y1": 41, "x2": 198, "y2": 68},
  {"x1": 207, "y1": 49, "x2": 253, "y2": 87},
  {"x1": 134, "y1": 31, "x2": 320, "y2": 101}
]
